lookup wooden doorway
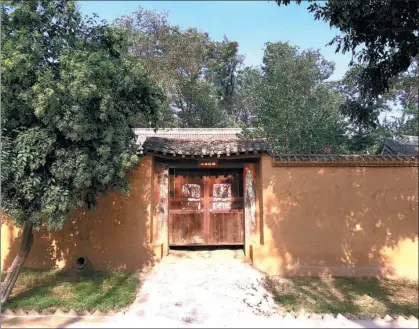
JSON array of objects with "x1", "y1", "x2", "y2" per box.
[{"x1": 168, "y1": 168, "x2": 244, "y2": 246}]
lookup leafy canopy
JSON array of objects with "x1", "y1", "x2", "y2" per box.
[
  {"x1": 115, "y1": 7, "x2": 245, "y2": 127},
  {"x1": 251, "y1": 42, "x2": 347, "y2": 154},
  {"x1": 335, "y1": 65, "x2": 390, "y2": 153},
  {"x1": 382, "y1": 57, "x2": 419, "y2": 136},
  {"x1": 276, "y1": 0, "x2": 419, "y2": 100},
  {"x1": 1, "y1": 0, "x2": 164, "y2": 230}
]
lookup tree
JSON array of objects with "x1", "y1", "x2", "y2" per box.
[
  {"x1": 175, "y1": 79, "x2": 231, "y2": 127},
  {"x1": 394, "y1": 106, "x2": 418, "y2": 136},
  {"x1": 115, "y1": 8, "x2": 245, "y2": 127},
  {"x1": 384, "y1": 57, "x2": 419, "y2": 136},
  {"x1": 251, "y1": 42, "x2": 346, "y2": 154},
  {"x1": 205, "y1": 36, "x2": 244, "y2": 124},
  {"x1": 1, "y1": 0, "x2": 164, "y2": 302},
  {"x1": 367, "y1": 56, "x2": 418, "y2": 141},
  {"x1": 234, "y1": 67, "x2": 262, "y2": 127},
  {"x1": 336, "y1": 66, "x2": 390, "y2": 153},
  {"x1": 115, "y1": 8, "x2": 212, "y2": 127},
  {"x1": 275, "y1": 0, "x2": 419, "y2": 100}
]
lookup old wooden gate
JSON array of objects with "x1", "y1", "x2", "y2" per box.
[{"x1": 168, "y1": 168, "x2": 244, "y2": 246}]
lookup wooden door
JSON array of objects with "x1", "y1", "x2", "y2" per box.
[
  {"x1": 168, "y1": 170, "x2": 205, "y2": 245},
  {"x1": 168, "y1": 169, "x2": 244, "y2": 246},
  {"x1": 207, "y1": 173, "x2": 244, "y2": 244}
]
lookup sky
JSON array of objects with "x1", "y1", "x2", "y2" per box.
[{"x1": 79, "y1": 1, "x2": 353, "y2": 81}]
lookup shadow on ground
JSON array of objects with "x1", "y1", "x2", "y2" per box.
[{"x1": 264, "y1": 275, "x2": 418, "y2": 317}]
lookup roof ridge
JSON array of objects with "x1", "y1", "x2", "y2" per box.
[{"x1": 134, "y1": 128, "x2": 243, "y2": 133}]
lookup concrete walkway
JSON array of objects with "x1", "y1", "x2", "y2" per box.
[{"x1": 125, "y1": 249, "x2": 278, "y2": 322}]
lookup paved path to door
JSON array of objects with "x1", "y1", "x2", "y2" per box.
[{"x1": 125, "y1": 249, "x2": 278, "y2": 323}]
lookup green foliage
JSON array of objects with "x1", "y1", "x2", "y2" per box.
[
  {"x1": 357, "y1": 56, "x2": 419, "y2": 151},
  {"x1": 1, "y1": 1, "x2": 164, "y2": 230},
  {"x1": 205, "y1": 36, "x2": 244, "y2": 123},
  {"x1": 115, "y1": 8, "x2": 244, "y2": 127},
  {"x1": 176, "y1": 79, "x2": 231, "y2": 128},
  {"x1": 276, "y1": 0, "x2": 419, "y2": 101},
  {"x1": 398, "y1": 107, "x2": 418, "y2": 136},
  {"x1": 234, "y1": 67, "x2": 262, "y2": 127},
  {"x1": 381, "y1": 108, "x2": 419, "y2": 138},
  {"x1": 251, "y1": 42, "x2": 346, "y2": 154},
  {"x1": 336, "y1": 65, "x2": 390, "y2": 153},
  {"x1": 383, "y1": 57, "x2": 419, "y2": 136}
]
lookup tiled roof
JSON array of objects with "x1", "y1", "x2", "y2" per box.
[
  {"x1": 135, "y1": 128, "x2": 269, "y2": 157},
  {"x1": 273, "y1": 154, "x2": 418, "y2": 166},
  {"x1": 134, "y1": 128, "x2": 418, "y2": 164},
  {"x1": 379, "y1": 135, "x2": 419, "y2": 155},
  {"x1": 135, "y1": 128, "x2": 243, "y2": 144},
  {"x1": 141, "y1": 137, "x2": 268, "y2": 157}
]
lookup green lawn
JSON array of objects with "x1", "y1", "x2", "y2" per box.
[
  {"x1": 1, "y1": 269, "x2": 139, "y2": 313},
  {"x1": 2, "y1": 269, "x2": 417, "y2": 317},
  {"x1": 264, "y1": 276, "x2": 419, "y2": 317}
]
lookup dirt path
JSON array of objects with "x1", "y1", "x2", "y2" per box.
[{"x1": 125, "y1": 249, "x2": 278, "y2": 324}]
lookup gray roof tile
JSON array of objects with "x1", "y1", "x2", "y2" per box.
[
  {"x1": 141, "y1": 137, "x2": 268, "y2": 157},
  {"x1": 379, "y1": 135, "x2": 419, "y2": 155},
  {"x1": 273, "y1": 154, "x2": 418, "y2": 166}
]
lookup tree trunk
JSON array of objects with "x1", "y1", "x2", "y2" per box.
[{"x1": 0, "y1": 221, "x2": 34, "y2": 303}]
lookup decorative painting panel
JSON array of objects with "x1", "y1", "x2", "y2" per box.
[
  {"x1": 213, "y1": 183, "x2": 232, "y2": 210},
  {"x1": 182, "y1": 184, "x2": 201, "y2": 199},
  {"x1": 244, "y1": 164, "x2": 256, "y2": 240},
  {"x1": 155, "y1": 164, "x2": 169, "y2": 242},
  {"x1": 181, "y1": 184, "x2": 201, "y2": 210}
]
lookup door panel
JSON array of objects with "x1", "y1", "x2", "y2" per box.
[
  {"x1": 209, "y1": 212, "x2": 244, "y2": 244},
  {"x1": 169, "y1": 213, "x2": 205, "y2": 245},
  {"x1": 208, "y1": 172, "x2": 244, "y2": 244},
  {"x1": 169, "y1": 170, "x2": 204, "y2": 245},
  {"x1": 169, "y1": 169, "x2": 244, "y2": 246}
]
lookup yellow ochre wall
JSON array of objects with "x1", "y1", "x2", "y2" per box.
[
  {"x1": 2, "y1": 154, "x2": 418, "y2": 280},
  {"x1": 1, "y1": 156, "x2": 158, "y2": 271},
  {"x1": 252, "y1": 155, "x2": 418, "y2": 280}
]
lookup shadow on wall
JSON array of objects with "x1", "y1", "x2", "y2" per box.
[
  {"x1": 2, "y1": 157, "x2": 156, "y2": 271},
  {"x1": 258, "y1": 161, "x2": 419, "y2": 279}
]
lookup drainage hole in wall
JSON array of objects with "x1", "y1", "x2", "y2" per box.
[{"x1": 76, "y1": 257, "x2": 86, "y2": 269}]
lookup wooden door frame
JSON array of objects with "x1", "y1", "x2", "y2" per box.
[
  {"x1": 153, "y1": 156, "x2": 260, "y2": 255},
  {"x1": 203, "y1": 175, "x2": 210, "y2": 244},
  {"x1": 167, "y1": 168, "x2": 245, "y2": 246}
]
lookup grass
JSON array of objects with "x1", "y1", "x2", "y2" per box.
[
  {"x1": 2, "y1": 269, "x2": 417, "y2": 317},
  {"x1": 264, "y1": 276, "x2": 419, "y2": 317},
  {"x1": 1, "y1": 269, "x2": 139, "y2": 313}
]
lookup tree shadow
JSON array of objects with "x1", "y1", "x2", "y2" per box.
[
  {"x1": 1, "y1": 269, "x2": 139, "y2": 313},
  {"x1": 257, "y1": 160, "x2": 418, "y2": 314},
  {"x1": 259, "y1": 164, "x2": 418, "y2": 278},
  {"x1": 2, "y1": 157, "x2": 157, "y2": 275},
  {"x1": 264, "y1": 276, "x2": 419, "y2": 317},
  {"x1": 82, "y1": 271, "x2": 135, "y2": 311}
]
